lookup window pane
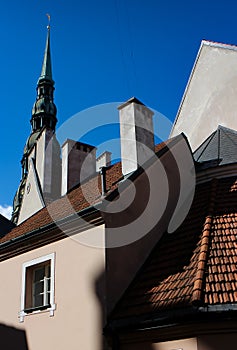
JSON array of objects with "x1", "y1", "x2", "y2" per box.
[
  {"x1": 24, "y1": 258, "x2": 52, "y2": 311},
  {"x1": 46, "y1": 291, "x2": 50, "y2": 305},
  {"x1": 34, "y1": 267, "x2": 45, "y2": 282},
  {"x1": 34, "y1": 294, "x2": 44, "y2": 307},
  {"x1": 33, "y1": 280, "x2": 44, "y2": 295}
]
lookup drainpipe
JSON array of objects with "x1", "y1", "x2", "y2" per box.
[{"x1": 100, "y1": 166, "x2": 107, "y2": 197}]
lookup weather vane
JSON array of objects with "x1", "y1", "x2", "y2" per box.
[{"x1": 46, "y1": 13, "x2": 51, "y2": 29}]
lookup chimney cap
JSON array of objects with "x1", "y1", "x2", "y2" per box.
[
  {"x1": 118, "y1": 97, "x2": 145, "y2": 110},
  {"x1": 62, "y1": 138, "x2": 96, "y2": 151}
]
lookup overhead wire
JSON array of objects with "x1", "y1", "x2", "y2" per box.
[
  {"x1": 114, "y1": 0, "x2": 134, "y2": 97},
  {"x1": 126, "y1": 3, "x2": 139, "y2": 93}
]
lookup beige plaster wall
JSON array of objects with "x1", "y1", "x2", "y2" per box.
[
  {"x1": 170, "y1": 41, "x2": 237, "y2": 151},
  {"x1": 122, "y1": 337, "x2": 197, "y2": 350},
  {"x1": 0, "y1": 225, "x2": 106, "y2": 350},
  {"x1": 105, "y1": 135, "x2": 194, "y2": 313}
]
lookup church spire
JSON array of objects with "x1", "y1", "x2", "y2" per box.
[
  {"x1": 31, "y1": 23, "x2": 57, "y2": 132},
  {"x1": 12, "y1": 22, "x2": 59, "y2": 224},
  {"x1": 39, "y1": 24, "x2": 53, "y2": 83}
]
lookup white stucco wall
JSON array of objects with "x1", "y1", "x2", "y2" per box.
[
  {"x1": 17, "y1": 159, "x2": 45, "y2": 224},
  {"x1": 170, "y1": 41, "x2": 237, "y2": 151},
  {"x1": 119, "y1": 101, "x2": 154, "y2": 175}
]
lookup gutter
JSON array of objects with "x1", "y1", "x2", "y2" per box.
[
  {"x1": 0, "y1": 201, "x2": 103, "y2": 250},
  {"x1": 104, "y1": 305, "x2": 237, "y2": 347}
]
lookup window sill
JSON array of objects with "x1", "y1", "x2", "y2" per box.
[
  {"x1": 19, "y1": 303, "x2": 56, "y2": 322},
  {"x1": 24, "y1": 304, "x2": 51, "y2": 314}
]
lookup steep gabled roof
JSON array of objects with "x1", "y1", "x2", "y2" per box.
[{"x1": 109, "y1": 175, "x2": 237, "y2": 323}]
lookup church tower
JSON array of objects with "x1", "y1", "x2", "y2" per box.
[{"x1": 12, "y1": 25, "x2": 61, "y2": 224}]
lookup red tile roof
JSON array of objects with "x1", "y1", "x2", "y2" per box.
[
  {"x1": 0, "y1": 140, "x2": 171, "y2": 245},
  {"x1": 110, "y1": 176, "x2": 237, "y2": 320},
  {"x1": 0, "y1": 162, "x2": 122, "y2": 244}
]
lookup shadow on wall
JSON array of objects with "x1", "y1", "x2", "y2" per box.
[
  {"x1": 94, "y1": 268, "x2": 108, "y2": 350},
  {"x1": 94, "y1": 267, "x2": 156, "y2": 350},
  {"x1": 0, "y1": 323, "x2": 29, "y2": 350}
]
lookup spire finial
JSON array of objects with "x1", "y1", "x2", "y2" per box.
[
  {"x1": 38, "y1": 17, "x2": 53, "y2": 83},
  {"x1": 46, "y1": 13, "x2": 51, "y2": 29}
]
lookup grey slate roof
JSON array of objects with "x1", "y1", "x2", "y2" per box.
[{"x1": 194, "y1": 125, "x2": 237, "y2": 167}]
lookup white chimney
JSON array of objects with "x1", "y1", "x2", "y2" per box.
[
  {"x1": 61, "y1": 139, "x2": 96, "y2": 195},
  {"x1": 96, "y1": 151, "x2": 112, "y2": 171},
  {"x1": 118, "y1": 97, "x2": 154, "y2": 176}
]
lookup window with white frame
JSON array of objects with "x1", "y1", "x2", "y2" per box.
[{"x1": 19, "y1": 253, "x2": 56, "y2": 322}]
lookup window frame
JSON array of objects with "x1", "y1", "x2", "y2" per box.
[{"x1": 19, "y1": 253, "x2": 56, "y2": 323}]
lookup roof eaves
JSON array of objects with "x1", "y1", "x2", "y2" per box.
[
  {"x1": 105, "y1": 305, "x2": 237, "y2": 339},
  {"x1": 0, "y1": 201, "x2": 103, "y2": 252}
]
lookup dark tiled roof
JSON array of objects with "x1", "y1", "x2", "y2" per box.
[
  {"x1": 110, "y1": 176, "x2": 237, "y2": 321},
  {"x1": 194, "y1": 125, "x2": 237, "y2": 166}
]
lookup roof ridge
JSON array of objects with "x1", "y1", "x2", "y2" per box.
[
  {"x1": 202, "y1": 40, "x2": 237, "y2": 51},
  {"x1": 194, "y1": 131, "x2": 216, "y2": 161},
  {"x1": 191, "y1": 178, "x2": 218, "y2": 305}
]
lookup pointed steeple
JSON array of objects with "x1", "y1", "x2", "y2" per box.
[
  {"x1": 12, "y1": 23, "x2": 59, "y2": 224},
  {"x1": 31, "y1": 24, "x2": 57, "y2": 133},
  {"x1": 38, "y1": 25, "x2": 53, "y2": 83}
]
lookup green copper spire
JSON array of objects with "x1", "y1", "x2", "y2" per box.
[
  {"x1": 38, "y1": 24, "x2": 53, "y2": 83},
  {"x1": 12, "y1": 19, "x2": 58, "y2": 225},
  {"x1": 30, "y1": 23, "x2": 57, "y2": 133}
]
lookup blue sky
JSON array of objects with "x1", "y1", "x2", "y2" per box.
[{"x1": 1, "y1": 0, "x2": 237, "y2": 216}]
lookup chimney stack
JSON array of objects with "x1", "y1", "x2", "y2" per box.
[
  {"x1": 96, "y1": 151, "x2": 112, "y2": 171},
  {"x1": 61, "y1": 139, "x2": 96, "y2": 195},
  {"x1": 118, "y1": 97, "x2": 154, "y2": 176}
]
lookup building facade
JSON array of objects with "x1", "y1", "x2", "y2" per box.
[{"x1": 0, "y1": 31, "x2": 237, "y2": 350}]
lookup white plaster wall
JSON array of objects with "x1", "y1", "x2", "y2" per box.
[
  {"x1": 61, "y1": 141, "x2": 68, "y2": 196},
  {"x1": 120, "y1": 103, "x2": 138, "y2": 175},
  {"x1": 35, "y1": 128, "x2": 60, "y2": 196},
  {"x1": 119, "y1": 102, "x2": 154, "y2": 175},
  {"x1": 171, "y1": 41, "x2": 237, "y2": 150},
  {"x1": 0, "y1": 225, "x2": 106, "y2": 350},
  {"x1": 35, "y1": 129, "x2": 46, "y2": 191},
  {"x1": 96, "y1": 151, "x2": 111, "y2": 172},
  {"x1": 17, "y1": 159, "x2": 45, "y2": 224},
  {"x1": 43, "y1": 130, "x2": 54, "y2": 194}
]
